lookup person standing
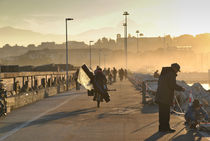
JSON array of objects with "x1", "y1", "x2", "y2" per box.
[
  {"x1": 74, "y1": 69, "x2": 80, "y2": 90},
  {"x1": 155, "y1": 63, "x2": 185, "y2": 132},
  {"x1": 124, "y1": 69, "x2": 128, "y2": 79},
  {"x1": 118, "y1": 68, "x2": 124, "y2": 81},
  {"x1": 112, "y1": 67, "x2": 117, "y2": 82}
]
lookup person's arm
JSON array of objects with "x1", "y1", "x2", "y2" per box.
[
  {"x1": 200, "y1": 107, "x2": 208, "y2": 121},
  {"x1": 167, "y1": 73, "x2": 184, "y2": 91},
  {"x1": 175, "y1": 84, "x2": 184, "y2": 91}
]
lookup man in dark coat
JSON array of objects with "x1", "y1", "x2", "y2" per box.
[
  {"x1": 156, "y1": 63, "x2": 185, "y2": 132},
  {"x1": 93, "y1": 67, "x2": 108, "y2": 101}
]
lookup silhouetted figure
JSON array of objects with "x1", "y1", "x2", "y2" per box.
[
  {"x1": 41, "y1": 78, "x2": 46, "y2": 88},
  {"x1": 93, "y1": 67, "x2": 107, "y2": 101},
  {"x1": 154, "y1": 70, "x2": 160, "y2": 78},
  {"x1": 124, "y1": 69, "x2": 128, "y2": 79},
  {"x1": 155, "y1": 63, "x2": 185, "y2": 133},
  {"x1": 21, "y1": 81, "x2": 29, "y2": 92},
  {"x1": 108, "y1": 72, "x2": 113, "y2": 85},
  {"x1": 74, "y1": 69, "x2": 80, "y2": 90},
  {"x1": 112, "y1": 67, "x2": 117, "y2": 82},
  {"x1": 103, "y1": 68, "x2": 108, "y2": 77},
  {"x1": 14, "y1": 81, "x2": 20, "y2": 94},
  {"x1": 118, "y1": 68, "x2": 124, "y2": 81},
  {"x1": 185, "y1": 99, "x2": 208, "y2": 129},
  {"x1": 0, "y1": 81, "x2": 7, "y2": 116},
  {"x1": 94, "y1": 66, "x2": 100, "y2": 74}
]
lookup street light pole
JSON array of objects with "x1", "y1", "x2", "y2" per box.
[
  {"x1": 104, "y1": 53, "x2": 106, "y2": 68},
  {"x1": 139, "y1": 33, "x2": 144, "y2": 53},
  {"x1": 89, "y1": 41, "x2": 93, "y2": 69},
  {"x1": 99, "y1": 44, "x2": 101, "y2": 66},
  {"x1": 123, "y1": 11, "x2": 129, "y2": 69},
  {"x1": 65, "y1": 18, "x2": 73, "y2": 91},
  {"x1": 136, "y1": 30, "x2": 139, "y2": 53}
]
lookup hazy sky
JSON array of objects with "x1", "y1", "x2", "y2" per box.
[{"x1": 0, "y1": 0, "x2": 210, "y2": 38}]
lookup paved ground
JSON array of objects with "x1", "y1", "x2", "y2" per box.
[{"x1": 0, "y1": 79, "x2": 209, "y2": 141}]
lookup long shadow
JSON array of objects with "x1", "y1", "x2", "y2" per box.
[
  {"x1": 47, "y1": 91, "x2": 87, "y2": 99},
  {"x1": 29, "y1": 108, "x2": 96, "y2": 126},
  {"x1": 47, "y1": 91, "x2": 86, "y2": 99},
  {"x1": 170, "y1": 129, "x2": 203, "y2": 141},
  {"x1": 131, "y1": 120, "x2": 158, "y2": 134},
  {"x1": 0, "y1": 108, "x2": 96, "y2": 134},
  {"x1": 141, "y1": 104, "x2": 158, "y2": 114},
  {"x1": 144, "y1": 131, "x2": 168, "y2": 141}
]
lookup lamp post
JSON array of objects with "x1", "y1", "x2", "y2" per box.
[
  {"x1": 136, "y1": 30, "x2": 139, "y2": 53},
  {"x1": 123, "y1": 11, "x2": 129, "y2": 69},
  {"x1": 139, "y1": 33, "x2": 144, "y2": 53},
  {"x1": 65, "y1": 18, "x2": 73, "y2": 91},
  {"x1": 104, "y1": 53, "x2": 106, "y2": 68},
  {"x1": 99, "y1": 44, "x2": 101, "y2": 66},
  {"x1": 89, "y1": 41, "x2": 94, "y2": 69}
]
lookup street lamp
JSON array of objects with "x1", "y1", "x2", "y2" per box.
[
  {"x1": 89, "y1": 41, "x2": 94, "y2": 69},
  {"x1": 136, "y1": 30, "x2": 139, "y2": 53},
  {"x1": 99, "y1": 44, "x2": 101, "y2": 67},
  {"x1": 65, "y1": 18, "x2": 73, "y2": 91},
  {"x1": 139, "y1": 33, "x2": 144, "y2": 53},
  {"x1": 123, "y1": 11, "x2": 129, "y2": 69},
  {"x1": 104, "y1": 53, "x2": 106, "y2": 68}
]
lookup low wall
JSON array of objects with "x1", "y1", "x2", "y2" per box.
[{"x1": 6, "y1": 82, "x2": 75, "y2": 113}]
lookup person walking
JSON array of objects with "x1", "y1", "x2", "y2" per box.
[
  {"x1": 74, "y1": 69, "x2": 80, "y2": 90},
  {"x1": 112, "y1": 67, "x2": 117, "y2": 82},
  {"x1": 155, "y1": 63, "x2": 185, "y2": 132}
]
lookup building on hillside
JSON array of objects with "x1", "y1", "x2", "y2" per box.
[{"x1": 116, "y1": 34, "x2": 173, "y2": 52}]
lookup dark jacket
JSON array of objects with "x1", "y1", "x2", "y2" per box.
[
  {"x1": 95, "y1": 70, "x2": 107, "y2": 87},
  {"x1": 185, "y1": 105, "x2": 208, "y2": 121},
  {"x1": 156, "y1": 67, "x2": 183, "y2": 105}
]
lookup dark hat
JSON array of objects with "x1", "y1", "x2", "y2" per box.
[
  {"x1": 192, "y1": 99, "x2": 200, "y2": 108},
  {"x1": 171, "y1": 63, "x2": 180, "y2": 72}
]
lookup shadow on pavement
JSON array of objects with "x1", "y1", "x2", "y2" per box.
[
  {"x1": 0, "y1": 108, "x2": 96, "y2": 134},
  {"x1": 169, "y1": 129, "x2": 203, "y2": 141},
  {"x1": 131, "y1": 120, "x2": 158, "y2": 134},
  {"x1": 47, "y1": 91, "x2": 86, "y2": 99},
  {"x1": 144, "y1": 131, "x2": 168, "y2": 141},
  {"x1": 141, "y1": 104, "x2": 158, "y2": 114},
  {"x1": 29, "y1": 108, "x2": 96, "y2": 126}
]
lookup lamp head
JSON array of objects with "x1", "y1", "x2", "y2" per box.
[
  {"x1": 66, "y1": 18, "x2": 74, "y2": 21},
  {"x1": 123, "y1": 11, "x2": 129, "y2": 15}
]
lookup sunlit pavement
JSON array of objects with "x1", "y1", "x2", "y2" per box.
[{"x1": 0, "y1": 79, "x2": 209, "y2": 141}]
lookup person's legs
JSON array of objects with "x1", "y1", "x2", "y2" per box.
[
  {"x1": 166, "y1": 103, "x2": 170, "y2": 129},
  {"x1": 159, "y1": 103, "x2": 166, "y2": 130},
  {"x1": 159, "y1": 103, "x2": 170, "y2": 131}
]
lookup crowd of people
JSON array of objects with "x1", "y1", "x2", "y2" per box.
[
  {"x1": 102, "y1": 67, "x2": 127, "y2": 84},
  {"x1": 74, "y1": 66, "x2": 128, "y2": 91}
]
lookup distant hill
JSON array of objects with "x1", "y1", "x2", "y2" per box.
[
  {"x1": 0, "y1": 19, "x2": 140, "y2": 47},
  {"x1": 0, "y1": 26, "x2": 65, "y2": 47}
]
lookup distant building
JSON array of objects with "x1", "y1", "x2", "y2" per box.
[{"x1": 116, "y1": 34, "x2": 167, "y2": 52}]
